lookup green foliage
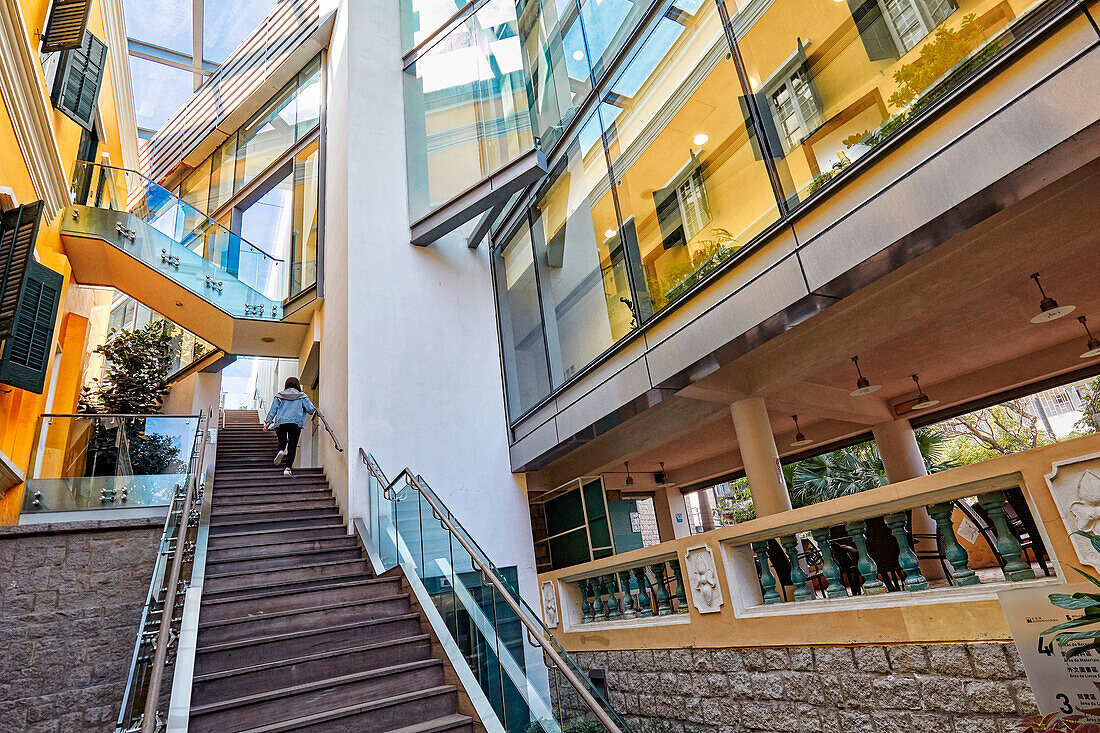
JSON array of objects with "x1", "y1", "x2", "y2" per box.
[
  {"x1": 1015, "y1": 712, "x2": 1100, "y2": 732},
  {"x1": 649, "y1": 229, "x2": 741, "y2": 310},
  {"x1": 1076, "y1": 379, "x2": 1100, "y2": 434},
  {"x1": 1042, "y1": 531, "x2": 1100, "y2": 659},
  {"x1": 79, "y1": 320, "x2": 176, "y2": 414},
  {"x1": 941, "y1": 399, "x2": 1054, "y2": 464},
  {"x1": 888, "y1": 14, "x2": 987, "y2": 109}
]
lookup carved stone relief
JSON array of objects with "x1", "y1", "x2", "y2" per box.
[
  {"x1": 541, "y1": 580, "x2": 559, "y2": 628},
  {"x1": 1046, "y1": 454, "x2": 1100, "y2": 571},
  {"x1": 685, "y1": 544, "x2": 723, "y2": 613}
]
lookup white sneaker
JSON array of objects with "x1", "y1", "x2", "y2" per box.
[
  {"x1": 283, "y1": 468, "x2": 293, "y2": 477},
  {"x1": 273, "y1": 450, "x2": 286, "y2": 465}
]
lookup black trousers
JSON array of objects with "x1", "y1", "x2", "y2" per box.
[{"x1": 274, "y1": 423, "x2": 301, "y2": 467}]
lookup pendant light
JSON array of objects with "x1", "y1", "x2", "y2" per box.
[
  {"x1": 1078, "y1": 317, "x2": 1100, "y2": 359},
  {"x1": 790, "y1": 415, "x2": 814, "y2": 447},
  {"x1": 624, "y1": 461, "x2": 634, "y2": 486},
  {"x1": 849, "y1": 356, "x2": 881, "y2": 396},
  {"x1": 908, "y1": 374, "x2": 940, "y2": 411},
  {"x1": 1030, "y1": 272, "x2": 1076, "y2": 323}
]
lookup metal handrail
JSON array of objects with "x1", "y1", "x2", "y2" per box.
[
  {"x1": 358, "y1": 448, "x2": 628, "y2": 733},
  {"x1": 41, "y1": 412, "x2": 202, "y2": 419},
  {"x1": 313, "y1": 410, "x2": 344, "y2": 453},
  {"x1": 115, "y1": 410, "x2": 209, "y2": 733}
]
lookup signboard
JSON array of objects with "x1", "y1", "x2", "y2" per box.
[
  {"x1": 629, "y1": 511, "x2": 641, "y2": 533},
  {"x1": 999, "y1": 583, "x2": 1100, "y2": 721}
]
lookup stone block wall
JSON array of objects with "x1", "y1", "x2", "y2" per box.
[
  {"x1": 565, "y1": 642, "x2": 1037, "y2": 733},
  {"x1": 0, "y1": 518, "x2": 162, "y2": 733}
]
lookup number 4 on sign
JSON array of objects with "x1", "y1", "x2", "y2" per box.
[{"x1": 1038, "y1": 636, "x2": 1056, "y2": 657}]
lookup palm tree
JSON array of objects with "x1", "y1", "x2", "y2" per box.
[{"x1": 789, "y1": 429, "x2": 955, "y2": 507}]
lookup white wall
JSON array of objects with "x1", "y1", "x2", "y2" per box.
[{"x1": 320, "y1": 0, "x2": 539, "y2": 605}]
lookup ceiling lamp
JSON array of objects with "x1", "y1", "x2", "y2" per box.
[
  {"x1": 693, "y1": 133, "x2": 709, "y2": 146},
  {"x1": 790, "y1": 415, "x2": 814, "y2": 447},
  {"x1": 1078, "y1": 316, "x2": 1100, "y2": 359},
  {"x1": 908, "y1": 374, "x2": 940, "y2": 411},
  {"x1": 849, "y1": 355, "x2": 881, "y2": 396},
  {"x1": 1030, "y1": 272, "x2": 1076, "y2": 323},
  {"x1": 625, "y1": 461, "x2": 634, "y2": 486}
]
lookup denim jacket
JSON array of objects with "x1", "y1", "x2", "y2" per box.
[{"x1": 265, "y1": 389, "x2": 316, "y2": 428}]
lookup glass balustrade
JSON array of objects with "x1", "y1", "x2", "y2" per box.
[
  {"x1": 367, "y1": 454, "x2": 633, "y2": 733},
  {"x1": 22, "y1": 414, "x2": 201, "y2": 514},
  {"x1": 68, "y1": 162, "x2": 287, "y2": 313}
]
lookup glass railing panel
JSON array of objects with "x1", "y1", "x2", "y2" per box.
[
  {"x1": 23, "y1": 414, "x2": 199, "y2": 514},
  {"x1": 729, "y1": 0, "x2": 1041, "y2": 207},
  {"x1": 70, "y1": 162, "x2": 287, "y2": 303}
]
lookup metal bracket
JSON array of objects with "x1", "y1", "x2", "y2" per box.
[
  {"x1": 204, "y1": 274, "x2": 223, "y2": 293},
  {"x1": 115, "y1": 221, "x2": 136, "y2": 241},
  {"x1": 160, "y1": 249, "x2": 181, "y2": 268},
  {"x1": 243, "y1": 303, "x2": 266, "y2": 317}
]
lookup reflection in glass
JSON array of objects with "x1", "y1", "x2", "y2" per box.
[
  {"x1": 404, "y1": 0, "x2": 534, "y2": 220},
  {"x1": 531, "y1": 112, "x2": 635, "y2": 386},
  {"x1": 601, "y1": 0, "x2": 779, "y2": 313},
  {"x1": 290, "y1": 141, "x2": 320, "y2": 296},
  {"x1": 129, "y1": 56, "x2": 195, "y2": 132},
  {"x1": 400, "y1": 0, "x2": 467, "y2": 51},
  {"x1": 239, "y1": 170, "x2": 293, "y2": 301},
  {"x1": 236, "y1": 83, "x2": 298, "y2": 190},
  {"x1": 295, "y1": 56, "x2": 323, "y2": 138},
  {"x1": 494, "y1": 224, "x2": 551, "y2": 418},
  {"x1": 203, "y1": 0, "x2": 278, "y2": 62}
]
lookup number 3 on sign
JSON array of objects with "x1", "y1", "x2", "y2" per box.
[{"x1": 1057, "y1": 694, "x2": 1074, "y2": 715}]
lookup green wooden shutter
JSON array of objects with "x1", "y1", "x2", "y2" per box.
[
  {"x1": 0, "y1": 201, "x2": 44, "y2": 339},
  {"x1": 0, "y1": 261, "x2": 63, "y2": 394},
  {"x1": 847, "y1": 0, "x2": 901, "y2": 61},
  {"x1": 50, "y1": 30, "x2": 107, "y2": 131},
  {"x1": 40, "y1": 0, "x2": 94, "y2": 53}
]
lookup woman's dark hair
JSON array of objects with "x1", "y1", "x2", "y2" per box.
[{"x1": 284, "y1": 377, "x2": 302, "y2": 391}]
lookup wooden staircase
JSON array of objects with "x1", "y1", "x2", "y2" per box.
[{"x1": 190, "y1": 410, "x2": 474, "y2": 732}]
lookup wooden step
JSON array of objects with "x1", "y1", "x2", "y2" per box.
[
  {"x1": 210, "y1": 498, "x2": 337, "y2": 516},
  {"x1": 195, "y1": 614, "x2": 424, "y2": 675},
  {"x1": 205, "y1": 524, "x2": 348, "y2": 548},
  {"x1": 387, "y1": 714, "x2": 476, "y2": 733},
  {"x1": 191, "y1": 635, "x2": 434, "y2": 705},
  {"x1": 197, "y1": 596, "x2": 411, "y2": 645},
  {"x1": 204, "y1": 546, "x2": 363, "y2": 575},
  {"x1": 208, "y1": 515, "x2": 343, "y2": 536},
  {"x1": 212, "y1": 489, "x2": 332, "y2": 504},
  {"x1": 204, "y1": 558, "x2": 371, "y2": 594},
  {"x1": 206, "y1": 535, "x2": 358, "y2": 563},
  {"x1": 231, "y1": 686, "x2": 461, "y2": 733},
  {"x1": 199, "y1": 577, "x2": 401, "y2": 622}
]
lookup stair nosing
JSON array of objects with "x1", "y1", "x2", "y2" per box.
[
  {"x1": 384, "y1": 714, "x2": 475, "y2": 733},
  {"x1": 209, "y1": 514, "x2": 342, "y2": 529},
  {"x1": 190, "y1": 658, "x2": 444, "y2": 716},
  {"x1": 206, "y1": 539, "x2": 359, "y2": 561},
  {"x1": 231, "y1": 686, "x2": 459, "y2": 733},
  {"x1": 198, "y1": 593, "x2": 409, "y2": 630},
  {"x1": 201, "y1": 576, "x2": 395, "y2": 606},
  {"x1": 205, "y1": 546, "x2": 363, "y2": 570},
  {"x1": 207, "y1": 523, "x2": 347, "y2": 541},
  {"x1": 192, "y1": 633, "x2": 433, "y2": 683},
  {"x1": 205, "y1": 557, "x2": 368, "y2": 581},
  {"x1": 195, "y1": 612, "x2": 422, "y2": 655},
  {"x1": 206, "y1": 534, "x2": 356, "y2": 555}
]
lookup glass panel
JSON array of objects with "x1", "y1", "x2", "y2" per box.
[
  {"x1": 602, "y1": 1, "x2": 780, "y2": 315},
  {"x1": 530, "y1": 111, "x2": 634, "y2": 386},
  {"x1": 24, "y1": 415, "x2": 199, "y2": 514},
  {"x1": 239, "y1": 169, "x2": 294, "y2": 301},
  {"x1": 124, "y1": 0, "x2": 193, "y2": 53},
  {"x1": 401, "y1": 0, "x2": 468, "y2": 52},
  {"x1": 577, "y1": 0, "x2": 651, "y2": 82},
  {"x1": 179, "y1": 158, "x2": 213, "y2": 217},
  {"x1": 295, "y1": 56, "x2": 323, "y2": 139},
  {"x1": 236, "y1": 83, "x2": 298, "y2": 191},
  {"x1": 203, "y1": 0, "x2": 278, "y2": 62},
  {"x1": 290, "y1": 140, "x2": 320, "y2": 297},
  {"x1": 494, "y1": 223, "x2": 551, "y2": 418},
  {"x1": 209, "y1": 132, "x2": 238, "y2": 213},
  {"x1": 733, "y1": 0, "x2": 1022, "y2": 205},
  {"x1": 129, "y1": 57, "x2": 195, "y2": 132},
  {"x1": 404, "y1": 0, "x2": 535, "y2": 220},
  {"x1": 515, "y1": 0, "x2": 593, "y2": 152}
]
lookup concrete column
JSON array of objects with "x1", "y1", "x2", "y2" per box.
[
  {"x1": 872, "y1": 418, "x2": 945, "y2": 580},
  {"x1": 653, "y1": 486, "x2": 691, "y2": 540},
  {"x1": 730, "y1": 398, "x2": 792, "y2": 517}
]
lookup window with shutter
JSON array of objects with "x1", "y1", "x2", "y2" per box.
[
  {"x1": 40, "y1": 0, "x2": 94, "y2": 53},
  {"x1": 0, "y1": 261, "x2": 63, "y2": 394},
  {"x1": 50, "y1": 30, "x2": 107, "y2": 131},
  {"x1": 0, "y1": 201, "x2": 44, "y2": 339},
  {"x1": 652, "y1": 158, "x2": 711, "y2": 249}
]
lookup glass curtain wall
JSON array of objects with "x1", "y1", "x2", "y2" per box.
[
  {"x1": 490, "y1": 0, "x2": 1050, "y2": 422},
  {"x1": 174, "y1": 54, "x2": 323, "y2": 300},
  {"x1": 403, "y1": 0, "x2": 535, "y2": 221}
]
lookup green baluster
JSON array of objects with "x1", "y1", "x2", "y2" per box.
[
  {"x1": 846, "y1": 520, "x2": 887, "y2": 595},
  {"x1": 979, "y1": 491, "x2": 1036, "y2": 581},
  {"x1": 669, "y1": 558, "x2": 689, "y2": 614},
  {"x1": 618, "y1": 570, "x2": 636, "y2": 619},
  {"x1": 633, "y1": 567, "x2": 653, "y2": 617},
  {"x1": 591, "y1": 577, "x2": 604, "y2": 620},
  {"x1": 604, "y1": 575, "x2": 620, "y2": 620},
  {"x1": 650, "y1": 563, "x2": 672, "y2": 616},
  {"x1": 579, "y1": 579, "x2": 592, "y2": 623},
  {"x1": 927, "y1": 502, "x2": 980, "y2": 586},
  {"x1": 751, "y1": 540, "x2": 782, "y2": 604},
  {"x1": 779, "y1": 535, "x2": 813, "y2": 601},
  {"x1": 884, "y1": 513, "x2": 929, "y2": 591},
  {"x1": 810, "y1": 527, "x2": 847, "y2": 599}
]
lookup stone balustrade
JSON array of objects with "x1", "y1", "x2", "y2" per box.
[{"x1": 571, "y1": 556, "x2": 691, "y2": 625}]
